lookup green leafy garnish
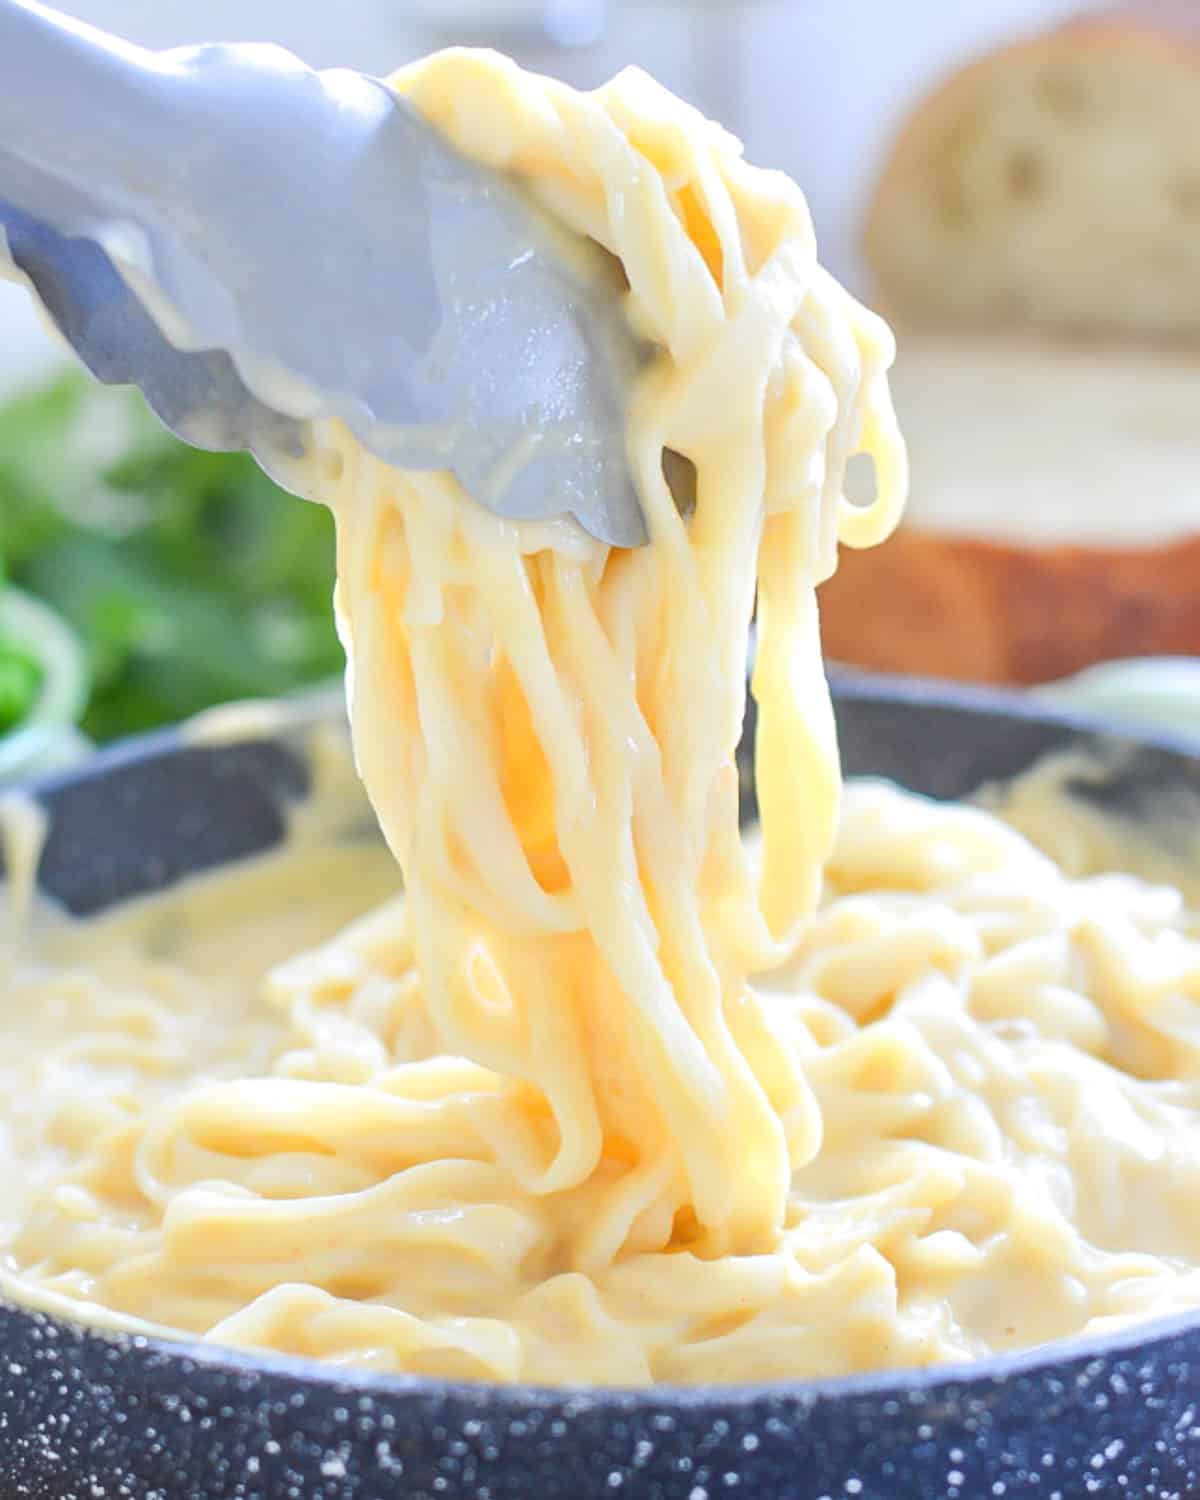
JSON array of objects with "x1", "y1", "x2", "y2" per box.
[
  {"x1": 0, "y1": 636, "x2": 42, "y2": 734},
  {"x1": 0, "y1": 371, "x2": 343, "y2": 741}
]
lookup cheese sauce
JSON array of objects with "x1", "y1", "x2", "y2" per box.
[{"x1": 2, "y1": 50, "x2": 1198, "y2": 1388}]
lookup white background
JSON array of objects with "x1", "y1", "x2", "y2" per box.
[{"x1": 0, "y1": 0, "x2": 1082, "y2": 394}]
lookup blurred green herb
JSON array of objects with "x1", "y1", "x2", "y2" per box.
[
  {"x1": 0, "y1": 635, "x2": 42, "y2": 734},
  {"x1": 0, "y1": 371, "x2": 342, "y2": 741}
]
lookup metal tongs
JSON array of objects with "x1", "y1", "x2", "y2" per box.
[{"x1": 0, "y1": 0, "x2": 647, "y2": 546}]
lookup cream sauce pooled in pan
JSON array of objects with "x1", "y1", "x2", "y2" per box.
[
  {"x1": 2, "y1": 51, "x2": 1200, "y2": 1387},
  {"x1": 6, "y1": 724, "x2": 1200, "y2": 1384}
]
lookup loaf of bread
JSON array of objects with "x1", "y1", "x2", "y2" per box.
[
  {"x1": 819, "y1": 5, "x2": 1200, "y2": 688},
  {"x1": 864, "y1": 3, "x2": 1200, "y2": 337}
]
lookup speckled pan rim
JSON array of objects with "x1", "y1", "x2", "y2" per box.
[
  {"x1": 831, "y1": 666, "x2": 1200, "y2": 761},
  {"x1": 6, "y1": 1293, "x2": 1200, "y2": 1414},
  {"x1": 12, "y1": 669, "x2": 1200, "y2": 1415}
]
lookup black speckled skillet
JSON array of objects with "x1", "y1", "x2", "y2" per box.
[{"x1": 3, "y1": 672, "x2": 1200, "y2": 1500}]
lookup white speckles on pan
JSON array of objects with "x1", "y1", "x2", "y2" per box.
[{"x1": 1, "y1": 1300, "x2": 1200, "y2": 1498}]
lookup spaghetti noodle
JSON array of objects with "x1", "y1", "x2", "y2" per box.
[{"x1": 4, "y1": 53, "x2": 1198, "y2": 1387}]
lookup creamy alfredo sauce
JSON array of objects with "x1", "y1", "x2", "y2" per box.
[
  {"x1": 3, "y1": 50, "x2": 1200, "y2": 1387},
  {"x1": 5, "y1": 739, "x2": 1200, "y2": 1382}
]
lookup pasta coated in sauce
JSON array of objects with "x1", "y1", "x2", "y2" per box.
[{"x1": 4, "y1": 53, "x2": 1200, "y2": 1388}]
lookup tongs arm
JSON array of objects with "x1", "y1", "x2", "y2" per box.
[
  {"x1": 0, "y1": 0, "x2": 177, "y2": 228},
  {"x1": 0, "y1": 0, "x2": 649, "y2": 548}
]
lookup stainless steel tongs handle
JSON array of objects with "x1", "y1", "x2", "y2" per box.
[
  {"x1": 0, "y1": 0, "x2": 172, "y2": 194},
  {"x1": 0, "y1": 0, "x2": 648, "y2": 548}
]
